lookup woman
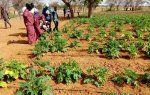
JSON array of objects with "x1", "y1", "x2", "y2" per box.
[
  {"x1": 23, "y1": 3, "x2": 37, "y2": 44},
  {"x1": 0, "y1": 6, "x2": 11, "y2": 29},
  {"x1": 34, "y1": 9, "x2": 45, "y2": 36}
]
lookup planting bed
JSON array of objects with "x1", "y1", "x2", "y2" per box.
[{"x1": 0, "y1": 13, "x2": 150, "y2": 95}]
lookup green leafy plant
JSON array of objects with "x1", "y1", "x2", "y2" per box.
[
  {"x1": 39, "y1": 32, "x2": 49, "y2": 40},
  {"x1": 84, "y1": 33, "x2": 92, "y2": 41},
  {"x1": 112, "y1": 68, "x2": 139, "y2": 86},
  {"x1": 49, "y1": 36, "x2": 68, "y2": 53},
  {"x1": 135, "y1": 30, "x2": 144, "y2": 38},
  {"x1": 56, "y1": 60, "x2": 82, "y2": 84},
  {"x1": 109, "y1": 31, "x2": 116, "y2": 38},
  {"x1": 88, "y1": 26, "x2": 95, "y2": 32},
  {"x1": 88, "y1": 41, "x2": 100, "y2": 54},
  {"x1": 141, "y1": 69, "x2": 150, "y2": 87},
  {"x1": 33, "y1": 60, "x2": 55, "y2": 77},
  {"x1": 33, "y1": 60, "x2": 50, "y2": 68},
  {"x1": 97, "y1": 29, "x2": 106, "y2": 40},
  {"x1": 102, "y1": 39, "x2": 121, "y2": 58},
  {"x1": 0, "y1": 59, "x2": 26, "y2": 87},
  {"x1": 15, "y1": 75, "x2": 53, "y2": 95},
  {"x1": 32, "y1": 40, "x2": 50, "y2": 58},
  {"x1": 122, "y1": 32, "x2": 134, "y2": 40},
  {"x1": 145, "y1": 43, "x2": 150, "y2": 57},
  {"x1": 69, "y1": 29, "x2": 83, "y2": 39},
  {"x1": 84, "y1": 66, "x2": 108, "y2": 87},
  {"x1": 70, "y1": 40, "x2": 81, "y2": 48},
  {"x1": 62, "y1": 26, "x2": 69, "y2": 33},
  {"x1": 127, "y1": 42, "x2": 138, "y2": 58},
  {"x1": 136, "y1": 38, "x2": 145, "y2": 50},
  {"x1": 145, "y1": 33, "x2": 150, "y2": 42}
]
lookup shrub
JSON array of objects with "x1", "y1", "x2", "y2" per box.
[
  {"x1": 88, "y1": 41, "x2": 100, "y2": 54},
  {"x1": 56, "y1": 60, "x2": 82, "y2": 84},
  {"x1": 84, "y1": 66, "x2": 108, "y2": 87}
]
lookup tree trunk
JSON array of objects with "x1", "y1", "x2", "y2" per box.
[
  {"x1": 69, "y1": 7, "x2": 74, "y2": 18},
  {"x1": 88, "y1": 3, "x2": 92, "y2": 18},
  {"x1": 116, "y1": 5, "x2": 119, "y2": 11},
  {"x1": 62, "y1": 0, "x2": 74, "y2": 18}
]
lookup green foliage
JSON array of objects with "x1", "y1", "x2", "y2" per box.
[
  {"x1": 40, "y1": 32, "x2": 49, "y2": 40},
  {"x1": 145, "y1": 43, "x2": 150, "y2": 57},
  {"x1": 112, "y1": 68, "x2": 139, "y2": 86},
  {"x1": 69, "y1": 29, "x2": 83, "y2": 39},
  {"x1": 112, "y1": 75, "x2": 124, "y2": 85},
  {"x1": 109, "y1": 31, "x2": 116, "y2": 38},
  {"x1": 88, "y1": 26, "x2": 95, "y2": 32},
  {"x1": 141, "y1": 69, "x2": 150, "y2": 87},
  {"x1": 114, "y1": 21, "x2": 124, "y2": 32},
  {"x1": 62, "y1": 26, "x2": 69, "y2": 33},
  {"x1": 84, "y1": 66, "x2": 108, "y2": 87},
  {"x1": 84, "y1": 33, "x2": 92, "y2": 41},
  {"x1": 97, "y1": 29, "x2": 106, "y2": 40},
  {"x1": 122, "y1": 32, "x2": 134, "y2": 40},
  {"x1": 127, "y1": 42, "x2": 138, "y2": 58},
  {"x1": 32, "y1": 60, "x2": 55, "y2": 77},
  {"x1": 15, "y1": 75, "x2": 53, "y2": 95},
  {"x1": 88, "y1": 41, "x2": 100, "y2": 54},
  {"x1": 0, "y1": 59, "x2": 26, "y2": 87},
  {"x1": 102, "y1": 39, "x2": 121, "y2": 58},
  {"x1": 70, "y1": 40, "x2": 81, "y2": 48},
  {"x1": 33, "y1": 60, "x2": 50, "y2": 68},
  {"x1": 56, "y1": 60, "x2": 82, "y2": 84},
  {"x1": 135, "y1": 30, "x2": 144, "y2": 38},
  {"x1": 49, "y1": 32, "x2": 68, "y2": 53},
  {"x1": 145, "y1": 33, "x2": 150, "y2": 42},
  {"x1": 136, "y1": 39, "x2": 145, "y2": 50},
  {"x1": 32, "y1": 40, "x2": 50, "y2": 58}
]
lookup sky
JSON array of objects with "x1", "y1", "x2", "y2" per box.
[
  {"x1": 41, "y1": 0, "x2": 106, "y2": 5},
  {"x1": 40, "y1": 0, "x2": 63, "y2": 4}
]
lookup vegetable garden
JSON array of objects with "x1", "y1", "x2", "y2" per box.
[{"x1": 0, "y1": 13, "x2": 150, "y2": 95}]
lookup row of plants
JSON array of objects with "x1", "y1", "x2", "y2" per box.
[
  {"x1": 88, "y1": 38, "x2": 150, "y2": 58},
  {"x1": 70, "y1": 14, "x2": 150, "y2": 32},
  {"x1": 33, "y1": 31, "x2": 150, "y2": 59},
  {"x1": 0, "y1": 59, "x2": 149, "y2": 94}
]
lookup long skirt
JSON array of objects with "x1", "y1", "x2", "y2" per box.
[{"x1": 26, "y1": 25, "x2": 37, "y2": 44}]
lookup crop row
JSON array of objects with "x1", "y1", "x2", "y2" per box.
[
  {"x1": 33, "y1": 31, "x2": 150, "y2": 59},
  {"x1": 33, "y1": 14, "x2": 150, "y2": 59},
  {"x1": 0, "y1": 59, "x2": 149, "y2": 95}
]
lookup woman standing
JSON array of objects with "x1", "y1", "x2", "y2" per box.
[
  {"x1": 0, "y1": 6, "x2": 11, "y2": 29},
  {"x1": 34, "y1": 9, "x2": 45, "y2": 36},
  {"x1": 23, "y1": 3, "x2": 37, "y2": 44}
]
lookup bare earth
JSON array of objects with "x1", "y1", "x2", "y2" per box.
[{"x1": 0, "y1": 17, "x2": 150, "y2": 95}]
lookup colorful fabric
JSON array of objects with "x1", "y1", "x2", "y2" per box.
[
  {"x1": 23, "y1": 9, "x2": 37, "y2": 44},
  {"x1": 34, "y1": 12, "x2": 45, "y2": 35}
]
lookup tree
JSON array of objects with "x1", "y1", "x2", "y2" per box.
[
  {"x1": 84, "y1": 0, "x2": 103, "y2": 18},
  {"x1": 50, "y1": 2, "x2": 59, "y2": 8},
  {"x1": 133, "y1": 0, "x2": 146, "y2": 10},
  {"x1": 116, "y1": 0, "x2": 123, "y2": 11},
  {"x1": 0, "y1": 0, "x2": 11, "y2": 9},
  {"x1": 62, "y1": 0, "x2": 76, "y2": 18},
  {"x1": 105, "y1": 0, "x2": 116, "y2": 11}
]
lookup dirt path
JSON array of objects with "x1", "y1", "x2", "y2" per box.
[
  {"x1": 0, "y1": 17, "x2": 67, "y2": 60},
  {"x1": 0, "y1": 17, "x2": 32, "y2": 59}
]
